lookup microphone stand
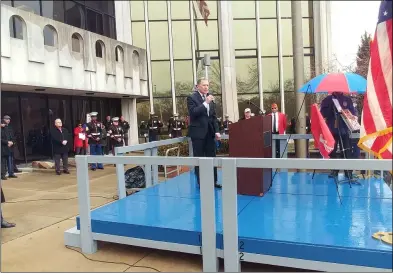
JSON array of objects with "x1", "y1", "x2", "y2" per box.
[{"x1": 247, "y1": 100, "x2": 266, "y2": 115}]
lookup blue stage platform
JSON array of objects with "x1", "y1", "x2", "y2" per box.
[{"x1": 76, "y1": 171, "x2": 392, "y2": 271}]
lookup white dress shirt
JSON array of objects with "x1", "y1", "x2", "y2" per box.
[{"x1": 199, "y1": 92, "x2": 209, "y2": 116}]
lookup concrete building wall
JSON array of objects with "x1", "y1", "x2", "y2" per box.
[{"x1": 1, "y1": 4, "x2": 148, "y2": 98}]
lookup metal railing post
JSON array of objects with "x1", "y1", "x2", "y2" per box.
[
  {"x1": 144, "y1": 149, "x2": 152, "y2": 187},
  {"x1": 151, "y1": 147, "x2": 159, "y2": 185},
  {"x1": 75, "y1": 156, "x2": 97, "y2": 254},
  {"x1": 272, "y1": 135, "x2": 276, "y2": 158},
  {"x1": 114, "y1": 148, "x2": 126, "y2": 199},
  {"x1": 188, "y1": 138, "x2": 194, "y2": 172},
  {"x1": 199, "y1": 158, "x2": 218, "y2": 272},
  {"x1": 222, "y1": 158, "x2": 240, "y2": 272}
]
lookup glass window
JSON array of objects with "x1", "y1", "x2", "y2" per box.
[
  {"x1": 176, "y1": 97, "x2": 190, "y2": 118},
  {"x1": 43, "y1": 25, "x2": 57, "y2": 47},
  {"x1": 115, "y1": 46, "x2": 124, "y2": 62},
  {"x1": 72, "y1": 33, "x2": 82, "y2": 52},
  {"x1": 261, "y1": 57, "x2": 279, "y2": 92},
  {"x1": 152, "y1": 98, "x2": 173, "y2": 123},
  {"x1": 281, "y1": 19, "x2": 293, "y2": 56},
  {"x1": 235, "y1": 49, "x2": 257, "y2": 57},
  {"x1": 280, "y1": 1, "x2": 310, "y2": 18},
  {"x1": 136, "y1": 100, "x2": 150, "y2": 124},
  {"x1": 131, "y1": 0, "x2": 144, "y2": 21},
  {"x1": 9, "y1": 16, "x2": 25, "y2": 40},
  {"x1": 193, "y1": 0, "x2": 217, "y2": 20},
  {"x1": 196, "y1": 59, "x2": 221, "y2": 94},
  {"x1": 1, "y1": 93, "x2": 24, "y2": 163},
  {"x1": 71, "y1": 97, "x2": 90, "y2": 125},
  {"x1": 172, "y1": 21, "x2": 192, "y2": 59},
  {"x1": 87, "y1": 8, "x2": 103, "y2": 35},
  {"x1": 21, "y1": 95, "x2": 52, "y2": 161},
  {"x1": 149, "y1": 22, "x2": 169, "y2": 60},
  {"x1": 195, "y1": 20, "x2": 218, "y2": 50},
  {"x1": 65, "y1": 1, "x2": 86, "y2": 29},
  {"x1": 174, "y1": 61, "x2": 194, "y2": 95},
  {"x1": 232, "y1": 1, "x2": 255, "y2": 19},
  {"x1": 259, "y1": 0, "x2": 276, "y2": 18},
  {"x1": 132, "y1": 22, "x2": 146, "y2": 49},
  {"x1": 148, "y1": 1, "x2": 167, "y2": 20},
  {"x1": 236, "y1": 58, "x2": 258, "y2": 94},
  {"x1": 171, "y1": 0, "x2": 190, "y2": 20},
  {"x1": 108, "y1": 98, "x2": 121, "y2": 117},
  {"x1": 48, "y1": 97, "x2": 72, "y2": 133},
  {"x1": 103, "y1": 15, "x2": 116, "y2": 39},
  {"x1": 95, "y1": 41, "x2": 103, "y2": 58},
  {"x1": 42, "y1": 0, "x2": 65, "y2": 22},
  {"x1": 151, "y1": 61, "x2": 171, "y2": 96},
  {"x1": 304, "y1": 56, "x2": 312, "y2": 79},
  {"x1": 260, "y1": 19, "x2": 278, "y2": 56},
  {"x1": 234, "y1": 20, "x2": 256, "y2": 50},
  {"x1": 303, "y1": 18, "x2": 311, "y2": 47},
  {"x1": 13, "y1": 0, "x2": 40, "y2": 15},
  {"x1": 238, "y1": 94, "x2": 260, "y2": 118}
]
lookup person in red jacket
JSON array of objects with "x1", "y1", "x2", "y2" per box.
[
  {"x1": 74, "y1": 123, "x2": 88, "y2": 155},
  {"x1": 268, "y1": 103, "x2": 287, "y2": 158}
]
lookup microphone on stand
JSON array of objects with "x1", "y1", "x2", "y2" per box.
[{"x1": 247, "y1": 100, "x2": 266, "y2": 115}]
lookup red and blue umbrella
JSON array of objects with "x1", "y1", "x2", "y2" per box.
[{"x1": 298, "y1": 72, "x2": 367, "y2": 94}]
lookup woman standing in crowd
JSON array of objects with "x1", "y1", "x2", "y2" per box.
[{"x1": 73, "y1": 122, "x2": 88, "y2": 155}]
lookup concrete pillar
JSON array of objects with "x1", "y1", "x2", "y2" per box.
[
  {"x1": 121, "y1": 99, "x2": 139, "y2": 145},
  {"x1": 291, "y1": 1, "x2": 307, "y2": 159},
  {"x1": 217, "y1": 1, "x2": 239, "y2": 122},
  {"x1": 312, "y1": 1, "x2": 322, "y2": 75}
]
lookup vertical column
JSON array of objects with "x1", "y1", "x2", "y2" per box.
[
  {"x1": 218, "y1": 0, "x2": 239, "y2": 122},
  {"x1": 291, "y1": 1, "x2": 307, "y2": 159},
  {"x1": 167, "y1": 1, "x2": 177, "y2": 115},
  {"x1": 144, "y1": 149, "x2": 152, "y2": 187},
  {"x1": 189, "y1": 0, "x2": 197, "y2": 84},
  {"x1": 312, "y1": 1, "x2": 322, "y2": 75},
  {"x1": 255, "y1": 1, "x2": 264, "y2": 111},
  {"x1": 276, "y1": 0, "x2": 285, "y2": 113},
  {"x1": 121, "y1": 99, "x2": 139, "y2": 145},
  {"x1": 115, "y1": 1, "x2": 133, "y2": 44},
  {"x1": 143, "y1": 1, "x2": 154, "y2": 113}
]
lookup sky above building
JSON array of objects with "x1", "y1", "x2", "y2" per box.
[{"x1": 331, "y1": 0, "x2": 380, "y2": 70}]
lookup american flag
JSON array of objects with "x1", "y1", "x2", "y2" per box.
[
  {"x1": 358, "y1": 0, "x2": 392, "y2": 159},
  {"x1": 195, "y1": 0, "x2": 210, "y2": 26}
]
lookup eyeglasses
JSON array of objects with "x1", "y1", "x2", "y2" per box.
[{"x1": 271, "y1": 108, "x2": 277, "y2": 110}]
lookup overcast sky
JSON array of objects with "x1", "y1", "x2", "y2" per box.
[{"x1": 331, "y1": 1, "x2": 380, "y2": 70}]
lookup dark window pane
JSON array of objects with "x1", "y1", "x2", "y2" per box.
[
  {"x1": 42, "y1": 0, "x2": 65, "y2": 22},
  {"x1": 72, "y1": 33, "x2": 81, "y2": 52},
  {"x1": 1, "y1": 93, "x2": 24, "y2": 163},
  {"x1": 72, "y1": 98, "x2": 90, "y2": 125},
  {"x1": 85, "y1": 0, "x2": 102, "y2": 11},
  {"x1": 9, "y1": 16, "x2": 25, "y2": 39},
  {"x1": 107, "y1": 1, "x2": 115, "y2": 16},
  {"x1": 13, "y1": 0, "x2": 40, "y2": 15},
  {"x1": 95, "y1": 41, "x2": 103, "y2": 57},
  {"x1": 48, "y1": 97, "x2": 72, "y2": 133},
  {"x1": 65, "y1": 1, "x2": 85, "y2": 29},
  {"x1": 43, "y1": 25, "x2": 57, "y2": 47},
  {"x1": 103, "y1": 15, "x2": 116, "y2": 39},
  {"x1": 86, "y1": 8, "x2": 97, "y2": 33},
  {"x1": 21, "y1": 95, "x2": 52, "y2": 161}
]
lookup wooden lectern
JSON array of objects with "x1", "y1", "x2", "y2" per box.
[{"x1": 228, "y1": 115, "x2": 272, "y2": 196}]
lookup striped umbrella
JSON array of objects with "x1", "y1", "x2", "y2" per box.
[{"x1": 298, "y1": 72, "x2": 367, "y2": 94}]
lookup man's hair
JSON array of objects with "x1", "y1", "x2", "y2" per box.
[{"x1": 197, "y1": 78, "x2": 209, "y2": 85}]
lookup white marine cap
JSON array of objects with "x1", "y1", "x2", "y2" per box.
[
  {"x1": 112, "y1": 117, "x2": 119, "y2": 122},
  {"x1": 244, "y1": 108, "x2": 251, "y2": 113},
  {"x1": 90, "y1": 112, "x2": 98, "y2": 116}
]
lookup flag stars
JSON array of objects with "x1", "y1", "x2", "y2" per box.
[{"x1": 383, "y1": 10, "x2": 388, "y2": 16}]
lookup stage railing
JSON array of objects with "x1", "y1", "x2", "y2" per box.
[{"x1": 74, "y1": 153, "x2": 391, "y2": 272}]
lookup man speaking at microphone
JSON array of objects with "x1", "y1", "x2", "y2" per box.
[{"x1": 187, "y1": 78, "x2": 221, "y2": 188}]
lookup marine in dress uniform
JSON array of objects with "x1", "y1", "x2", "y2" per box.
[
  {"x1": 320, "y1": 92, "x2": 355, "y2": 178},
  {"x1": 109, "y1": 117, "x2": 125, "y2": 155},
  {"x1": 86, "y1": 112, "x2": 104, "y2": 170},
  {"x1": 147, "y1": 112, "x2": 163, "y2": 142},
  {"x1": 221, "y1": 114, "x2": 232, "y2": 135},
  {"x1": 169, "y1": 114, "x2": 185, "y2": 138},
  {"x1": 119, "y1": 116, "x2": 130, "y2": 146},
  {"x1": 104, "y1": 116, "x2": 112, "y2": 155},
  {"x1": 139, "y1": 121, "x2": 148, "y2": 142}
]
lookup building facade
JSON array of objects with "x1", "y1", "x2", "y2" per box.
[
  {"x1": 1, "y1": 0, "x2": 147, "y2": 163},
  {"x1": 131, "y1": 0, "x2": 332, "y2": 123}
]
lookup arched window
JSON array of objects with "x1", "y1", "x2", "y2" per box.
[
  {"x1": 132, "y1": 50, "x2": 140, "y2": 68},
  {"x1": 9, "y1": 15, "x2": 26, "y2": 40},
  {"x1": 43, "y1": 25, "x2": 58, "y2": 47},
  {"x1": 115, "y1": 46, "x2": 124, "y2": 62},
  {"x1": 95, "y1": 40, "x2": 105, "y2": 58},
  {"x1": 71, "y1": 33, "x2": 83, "y2": 53}
]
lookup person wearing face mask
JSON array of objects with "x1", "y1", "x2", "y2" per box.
[
  {"x1": 187, "y1": 78, "x2": 221, "y2": 189},
  {"x1": 50, "y1": 118, "x2": 70, "y2": 175}
]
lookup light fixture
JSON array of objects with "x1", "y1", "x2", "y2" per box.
[{"x1": 35, "y1": 88, "x2": 45, "y2": 92}]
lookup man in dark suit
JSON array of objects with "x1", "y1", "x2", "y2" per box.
[
  {"x1": 187, "y1": 78, "x2": 221, "y2": 188},
  {"x1": 50, "y1": 118, "x2": 71, "y2": 175}
]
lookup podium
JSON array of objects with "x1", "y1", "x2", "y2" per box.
[{"x1": 228, "y1": 115, "x2": 272, "y2": 196}]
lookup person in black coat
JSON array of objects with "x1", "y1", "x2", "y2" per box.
[
  {"x1": 1, "y1": 119, "x2": 11, "y2": 180},
  {"x1": 187, "y1": 78, "x2": 221, "y2": 188},
  {"x1": 50, "y1": 119, "x2": 70, "y2": 175},
  {"x1": 2, "y1": 115, "x2": 18, "y2": 178}
]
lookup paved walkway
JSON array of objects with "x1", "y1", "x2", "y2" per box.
[{"x1": 1, "y1": 167, "x2": 302, "y2": 272}]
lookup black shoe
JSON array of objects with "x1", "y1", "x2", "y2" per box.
[
  {"x1": 8, "y1": 174, "x2": 17, "y2": 178},
  {"x1": 1, "y1": 220, "x2": 16, "y2": 228},
  {"x1": 214, "y1": 183, "x2": 222, "y2": 189},
  {"x1": 1, "y1": 175, "x2": 7, "y2": 180},
  {"x1": 91, "y1": 168, "x2": 96, "y2": 171},
  {"x1": 56, "y1": 171, "x2": 61, "y2": 175},
  {"x1": 14, "y1": 169, "x2": 22, "y2": 173},
  {"x1": 63, "y1": 170, "x2": 70, "y2": 174}
]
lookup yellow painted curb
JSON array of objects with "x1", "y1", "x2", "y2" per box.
[{"x1": 372, "y1": 232, "x2": 392, "y2": 245}]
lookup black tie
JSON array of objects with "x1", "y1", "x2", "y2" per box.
[{"x1": 273, "y1": 114, "x2": 277, "y2": 133}]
